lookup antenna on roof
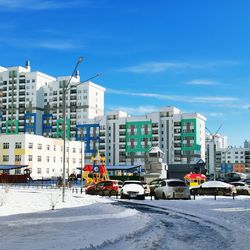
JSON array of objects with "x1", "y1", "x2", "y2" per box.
[{"x1": 25, "y1": 60, "x2": 31, "y2": 71}]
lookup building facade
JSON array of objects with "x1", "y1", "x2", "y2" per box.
[
  {"x1": 205, "y1": 133, "x2": 228, "y2": 175},
  {"x1": 0, "y1": 134, "x2": 84, "y2": 179},
  {"x1": 82, "y1": 107, "x2": 206, "y2": 166},
  {"x1": 0, "y1": 62, "x2": 105, "y2": 139},
  {"x1": 215, "y1": 146, "x2": 250, "y2": 174}
]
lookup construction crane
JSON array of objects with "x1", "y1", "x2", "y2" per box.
[{"x1": 205, "y1": 124, "x2": 223, "y2": 181}]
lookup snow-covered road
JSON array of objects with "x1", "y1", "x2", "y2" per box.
[{"x1": 0, "y1": 188, "x2": 249, "y2": 250}]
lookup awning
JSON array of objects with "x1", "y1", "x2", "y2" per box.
[
  {"x1": 0, "y1": 165, "x2": 28, "y2": 170},
  {"x1": 106, "y1": 165, "x2": 141, "y2": 171}
]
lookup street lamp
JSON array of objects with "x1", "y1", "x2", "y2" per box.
[{"x1": 62, "y1": 57, "x2": 101, "y2": 202}]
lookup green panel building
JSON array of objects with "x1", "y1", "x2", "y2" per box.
[
  {"x1": 181, "y1": 118, "x2": 201, "y2": 163},
  {"x1": 125, "y1": 121, "x2": 152, "y2": 153}
]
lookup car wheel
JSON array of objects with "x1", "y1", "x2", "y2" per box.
[
  {"x1": 140, "y1": 195, "x2": 145, "y2": 200},
  {"x1": 217, "y1": 190, "x2": 225, "y2": 196},
  {"x1": 162, "y1": 193, "x2": 166, "y2": 200},
  {"x1": 154, "y1": 194, "x2": 159, "y2": 200},
  {"x1": 109, "y1": 190, "x2": 117, "y2": 197},
  {"x1": 120, "y1": 194, "x2": 125, "y2": 199},
  {"x1": 243, "y1": 190, "x2": 249, "y2": 195}
]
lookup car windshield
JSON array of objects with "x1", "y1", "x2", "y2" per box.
[{"x1": 168, "y1": 181, "x2": 186, "y2": 187}]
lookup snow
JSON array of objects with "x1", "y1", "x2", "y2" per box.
[
  {"x1": 200, "y1": 180, "x2": 233, "y2": 188},
  {"x1": 0, "y1": 186, "x2": 250, "y2": 249}
]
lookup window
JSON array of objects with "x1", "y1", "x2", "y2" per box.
[
  {"x1": 28, "y1": 142, "x2": 33, "y2": 149},
  {"x1": 15, "y1": 142, "x2": 22, "y2": 149},
  {"x1": 37, "y1": 168, "x2": 41, "y2": 174},
  {"x1": 3, "y1": 143, "x2": 9, "y2": 149},
  {"x1": 38, "y1": 144, "x2": 42, "y2": 149},
  {"x1": 32, "y1": 79, "x2": 35, "y2": 83},
  {"x1": 47, "y1": 156, "x2": 50, "y2": 162},
  {"x1": 53, "y1": 157, "x2": 56, "y2": 163},
  {"x1": 47, "y1": 145, "x2": 50, "y2": 150},
  {"x1": 73, "y1": 148, "x2": 76, "y2": 153},
  {"x1": 37, "y1": 156, "x2": 42, "y2": 162},
  {"x1": 46, "y1": 168, "x2": 49, "y2": 174},
  {"x1": 28, "y1": 155, "x2": 32, "y2": 161},
  {"x1": 54, "y1": 145, "x2": 56, "y2": 151},
  {"x1": 15, "y1": 155, "x2": 21, "y2": 161},
  {"x1": 73, "y1": 158, "x2": 76, "y2": 163},
  {"x1": 3, "y1": 155, "x2": 9, "y2": 162}
]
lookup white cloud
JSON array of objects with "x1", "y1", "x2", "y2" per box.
[
  {"x1": 106, "y1": 88, "x2": 238, "y2": 104},
  {"x1": 35, "y1": 41, "x2": 83, "y2": 50},
  {"x1": 108, "y1": 105, "x2": 158, "y2": 115},
  {"x1": 206, "y1": 112, "x2": 224, "y2": 117},
  {"x1": 0, "y1": 0, "x2": 88, "y2": 10},
  {"x1": 186, "y1": 79, "x2": 218, "y2": 86},
  {"x1": 118, "y1": 60, "x2": 240, "y2": 73},
  {"x1": 119, "y1": 62, "x2": 188, "y2": 73}
]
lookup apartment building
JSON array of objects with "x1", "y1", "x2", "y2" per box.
[
  {"x1": 0, "y1": 62, "x2": 105, "y2": 139},
  {"x1": 215, "y1": 146, "x2": 250, "y2": 174},
  {"x1": 81, "y1": 107, "x2": 206, "y2": 166},
  {"x1": 0, "y1": 62, "x2": 55, "y2": 135},
  {"x1": 205, "y1": 133, "x2": 228, "y2": 174},
  {"x1": 0, "y1": 134, "x2": 84, "y2": 179},
  {"x1": 42, "y1": 78, "x2": 105, "y2": 139}
]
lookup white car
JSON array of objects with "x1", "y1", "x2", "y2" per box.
[
  {"x1": 154, "y1": 179, "x2": 190, "y2": 200},
  {"x1": 120, "y1": 181, "x2": 145, "y2": 200},
  {"x1": 230, "y1": 182, "x2": 250, "y2": 195},
  {"x1": 190, "y1": 181, "x2": 236, "y2": 196}
]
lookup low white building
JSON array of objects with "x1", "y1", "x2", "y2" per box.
[{"x1": 0, "y1": 134, "x2": 84, "y2": 179}]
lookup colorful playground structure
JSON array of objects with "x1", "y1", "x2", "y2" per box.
[
  {"x1": 82, "y1": 152, "x2": 109, "y2": 186},
  {"x1": 184, "y1": 172, "x2": 207, "y2": 187}
]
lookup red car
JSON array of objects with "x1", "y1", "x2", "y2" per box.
[{"x1": 85, "y1": 180, "x2": 123, "y2": 196}]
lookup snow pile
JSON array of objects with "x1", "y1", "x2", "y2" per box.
[
  {"x1": 0, "y1": 188, "x2": 150, "y2": 250},
  {"x1": 200, "y1": 180, "x2": 233, "y2": 188}
]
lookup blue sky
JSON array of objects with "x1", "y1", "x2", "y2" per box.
[{"x1": 0, "y1": 0, "x2": 250, "y2": 146}]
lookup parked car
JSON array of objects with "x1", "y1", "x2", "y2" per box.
[
  {"x1": 154, "y1": 179, "x2": 190, "y2": 200},
  {"x1": 222, "y1": 172, "x2": 247, "y2": 183},
  {"x1": 190, "y1": 181, "x2": 236, "y2": 196},
  {"x1": 85, "y1": 180, "x2": 123, "y2": 196},
  {"x1": 242, "y1": 178, "x2": 250, "y2": 185},
  {"x1": 120, "y1": 180, "x2": 145, "y2": 200},
  {"x1": 230, "y1": 181, "x2": 250, "y2": 195},
  {"x1": 141, "y1": 181, "x2": 151, "y2": 196},
  {"x1": 149, "y1": 178, "x2": 168, "y2": 196}
]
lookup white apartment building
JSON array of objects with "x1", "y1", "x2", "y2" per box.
[
  {"x1": 0, "y1": 62, "x2": 55, "y2": 135},
  {"x1": 83, "y1": 107, "x2": 206, "y2": 166},
  {"x1": 205, "y1": 133, "x2": 228, "y2": 174},
  {"x1": 215, "y1": 146, "x2": 250, "y2": 174},
  {"x1": 0, "y1": 134, "x2": 84, "y2": 179},
  {"x1": 0, "y1": 62, "x2": 105, "y2": 139}
]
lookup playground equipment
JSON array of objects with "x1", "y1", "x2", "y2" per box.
[
  {"x1": 184, "y1": 173, "x2": 207, "y2": 187},
  {"x1": 82, "y1": 152, "x2": 109, "y2": 187}
]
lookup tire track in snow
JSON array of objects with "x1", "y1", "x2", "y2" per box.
[{"x1": 99, "y1": 201, "x2": 235, "y2": 250}]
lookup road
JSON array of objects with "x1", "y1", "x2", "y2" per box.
[{"x1": 104, "y1": 201, "x2": 234, "y2": 250}]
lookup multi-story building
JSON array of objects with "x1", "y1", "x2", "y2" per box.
[
  {"x1": 215, "y1": 146, "x2": 250, "y2": 174},
  {"x1": 81, "y1": 107, "x2": 206, "y2": 166},
  {"x1": 205, "y1": 133, "x2": 228, "y2": 174},
  {"x1": 0, "y1": 62, "x2": 105, "y2": 139},
  {"x1": 0, "y1": 134, "x2": 84, "y2": 179},
  {"x1": 42, "y1": 77, "x2": 105, "y2": 139},
  {"x1": 0, "y1": 62, "x2": 55, "y2": 135},
  {"x1": 244, "y1": 140, "x2": 250, "y2": 148}
]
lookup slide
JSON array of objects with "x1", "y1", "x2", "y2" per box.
[{"x1": 82, "y1": 171, "x2": 93, "y2": 187}]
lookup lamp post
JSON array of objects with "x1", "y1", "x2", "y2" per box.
[{"x1": 61, "y1": 57, "x2": 101, "y2": 202}]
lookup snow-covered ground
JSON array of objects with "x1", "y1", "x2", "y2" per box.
[{"x1": 0, "y1": 186, "x2": 250, "y2": 250}]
